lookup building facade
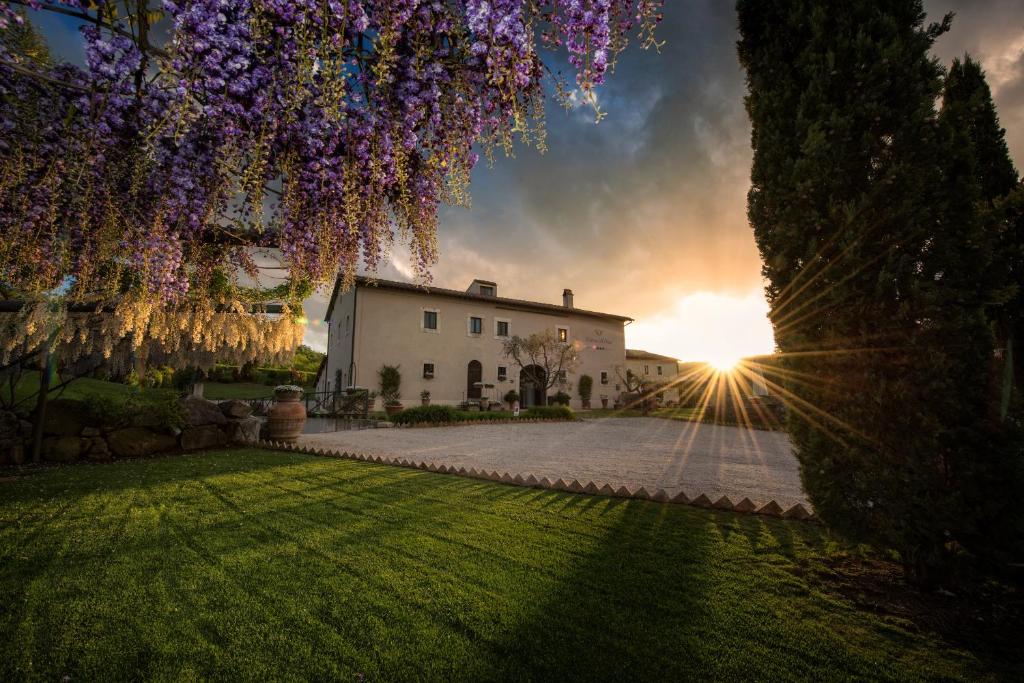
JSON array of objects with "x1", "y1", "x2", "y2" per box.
[
  {"x1": 623, "y1": 349, "x2": 682, "y2": 386},
  {"x1": 317, "y1": 277, "x2": 633, "y2": 410}
]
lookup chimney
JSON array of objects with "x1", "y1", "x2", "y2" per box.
[{"x1": 562, "y1": 288, "x2": 574, "y2": 308}]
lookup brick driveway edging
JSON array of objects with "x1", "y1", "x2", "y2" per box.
[{"x1": 255, "y1": 438, "x2": 816, "y2": 522}]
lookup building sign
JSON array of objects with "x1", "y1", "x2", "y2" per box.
[{"x1": 582, "y1": 328, "x2": 613, "y2": 350}]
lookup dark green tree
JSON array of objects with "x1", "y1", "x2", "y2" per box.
[
  {"x1": 737, "y1": 0, "x2": 1023, "y2": 582},
  {"x1": 941, "y1": 57, "x2": 1024, "y2": 423},
  {"x1": 941, "y1": 58, "x2": 1019, "y2": 203},
  {"x1": 995, "y1": 185, "x2": 1024, "y2": 409}
]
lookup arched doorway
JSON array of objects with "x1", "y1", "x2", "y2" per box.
[
  {"x1": 467, "y1": 360, "x2": 482, "y2": 399},
  {"x1": 519, "y1": 365, "x2": 546, "y2": 407}
]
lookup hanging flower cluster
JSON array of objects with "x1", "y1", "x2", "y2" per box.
[
  {"x1": 0, "y1": 299, "x2": 305, "y2": 369},
  {"x1": 0, "y1": 0, "x2": 661, "y2": 361}
]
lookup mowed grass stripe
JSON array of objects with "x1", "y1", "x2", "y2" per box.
[{"x1": 0, "y1": 449, "x2": 997, "y2": 681}]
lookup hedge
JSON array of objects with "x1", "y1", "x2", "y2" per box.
[{"x1": 390, "y1": 405, "x2": 574, "y2": 425}]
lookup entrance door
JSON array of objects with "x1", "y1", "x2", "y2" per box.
[
  {"x1": 467, "y1": 360, "x2": 482, "y2": 399},
  {"x1": 519, "y1": 365, "x2": 546, "y2": 406}
]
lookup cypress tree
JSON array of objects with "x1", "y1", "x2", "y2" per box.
[
  {"x1": 941, "y1": 57, "x2": 1019, "y2": 203},
  {"x1": 737, "y1": 0, "x2": 1022, "y2": 582},
  {"x1": 941, "y1": 57, "x2": 1024, "y2": 420}
]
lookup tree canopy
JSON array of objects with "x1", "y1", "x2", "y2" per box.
[
  {"x1": 0, "y1": 1, "x2": 662, "y2": 365},
  {"x1": 738, "y1": 0, "x2": 1024, "y2": 582},
  {"x1": 502, "y1": 329, "x2": 579, "y2": 405}
]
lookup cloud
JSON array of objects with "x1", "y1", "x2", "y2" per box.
[
  {"x1": 927, "y1": 0, "x2": 1024, "y2": 165},
  {"x1": 28, "y1": 1, "x2": 1021, "y2": 359},
  {"x1": 303, "y1": 0, "x2": 1024, "y2": 359}
]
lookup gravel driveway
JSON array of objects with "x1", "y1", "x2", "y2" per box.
[{"x1": 299, "y1": 417, "x2": 807, "y2": 507}]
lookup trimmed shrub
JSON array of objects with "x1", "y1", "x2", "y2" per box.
[
  {"x1": 550, "y1": 391, "x2": 571, "y2": 406},
  {"x1": 257, "y1": 367, "x2": 294, "y2": 386},
  {"x1": 391, "y1": 405, "x2": 574, "y2": 425},
  {"x1": 391, "y1": 405, "x2": 456, "y2": 425},
  {"x1": 89, "y1": 391, "x2": 185, "y2": 431},
  {"x1": 172, "y1": 366, "x2": 198, "y2": 391},
  {"x1": 524, "y1": 406, "x2": 573, "y2": 420},
  {"x1": 378, "y1": 364, "x2": 402, "y2": 406},
  {"x1": 578, "y1": 374, "x2": 593, "y2": 403}
]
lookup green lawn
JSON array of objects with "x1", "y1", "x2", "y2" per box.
[
  {"x1": 201, "y1": 381, "x2": 280, "y2": 400},
  {"x1": 0, "y1": 450, "x2": 1014, "y2": 680},
  {"x1": 4, "y1": 373, "x2": 307, "y2": 404},
  {"x1": 3, "y1": 371, "x2": 147, "y2": 406}
]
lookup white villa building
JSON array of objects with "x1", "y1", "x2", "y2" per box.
[
  {"x1": 316, "y1": 277, "x2": 634, "y2": 410},
  {"x1": 623, "y1": 349, "x2": 682, "y2": 386}
]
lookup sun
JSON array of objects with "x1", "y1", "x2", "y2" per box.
[{"x1": 708, "y1": 355, "x2": 741, "y2": 372}]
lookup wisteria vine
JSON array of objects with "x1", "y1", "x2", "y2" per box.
[{"x1": 0, "y1": 0, "x2": 662, "y2": 359}]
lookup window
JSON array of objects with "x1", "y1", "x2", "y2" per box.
[
  {"x1": 345, "y1": 314, "x2": 350, "y2": 332},
  {"x1": 496, "y1": 320, "x2": 509, "y2": 337},
  {"x1": 497, "y1": 366, "x2": 508, "y2": 381},
  {"x1": 644, "y1": 365, "x2": 649, "y2": 375},
  {"x1": 557, "y1": 326, "x2": 569, "y2": 343},
  {"x1": 423, "y1": 363, "x2": 435, "y2": 379},
  {"x1": 480, "y1": 285, "x2": 495, "y2": 297},
  {"x1": 657, "y1": 365, "x2": 663, "y2": 375},
  {"x1": 423, "y1": 310, "x2": 438, "y2": 330},
  {"x1": 557, "y1": 370, "x2": 567, "y2": 383},
  {"x1": 600, "y1": 371, "x2": 608, "y2": 385},
  {"x1": 469, "y1": 316, "x2": 483, "y2": 335}
]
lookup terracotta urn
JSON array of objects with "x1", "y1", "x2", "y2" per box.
[
  {"x1": 266, "y1": 385, "x2": 306, "y2": 442},
  {"x1": 384, "y1": 402, "x2": 404, "y2": 417}
]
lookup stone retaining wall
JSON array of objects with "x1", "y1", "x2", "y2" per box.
[{"x1": 0, "y1": 396, "x2": 261, "y2": 466}]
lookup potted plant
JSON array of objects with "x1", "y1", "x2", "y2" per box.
[
  {"x1": 578, "y1": 374, "x2": 593, "y2": 410},
  {"x1": 504, "y1": 389, "x2": 519, "y2": 410},
  {"x1": 378, "y1": 364, "x2": 403, "y2": 417},
  {"x1": 266, "y1": 385, "x2": 307, "y2": 442},
  {"x1": 420, "y1": 389, "x2": 431, "y2": 406},
  {"x1": 600, "y1": 395, "x2": 609, "y2": 409}
]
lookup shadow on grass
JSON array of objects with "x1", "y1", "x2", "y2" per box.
[
  {"x1": 1, "y1": 450, "x2": 1010, "y2": 680},
  {"x1": 477, "y1": 492, "x2": 987, "y2": 681}
]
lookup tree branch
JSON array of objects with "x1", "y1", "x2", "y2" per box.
[
  {"x1": 0, "y1": 58, "x2": 90, "y2": 91},
  {"x1": 9, "y1": 0, "x2": 169, "y2": 58}
]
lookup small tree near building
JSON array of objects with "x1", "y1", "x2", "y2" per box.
[
  {"x1": 502, "y1": 330, "x2": 579, "y2": 407},
  {"x1": 377, "y1": 365, "x2": 402, "y2": 411},
  {"x1": 578, "y1": 374, "x2": 594, "y2": 409},
  {"x1": 614, "y1": 366, "x2": 660, "y2": 414}
]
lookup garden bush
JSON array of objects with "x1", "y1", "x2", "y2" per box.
[
  {"x1": 391, "y1": 405, "x2": 457, "y2": 425},
  {"x1": 208, "y1": 365, "x2": 240, "y2": 383},
  {"x1": 578, "y1": 375, "x2": 593, "y2": 405},
  {"x1": 172, "y1": 367, "x2": 196, "y2": 391},
  {"x1": 378, "y1": 365, "x2": 402, "y2": 407},
  {"x1": 391, "y1": 405, "x2": 574, "y2": 424},
  {"x1": 524, "y1": 406, "x2": 573, "y2": 420},
  {"x1": 89, "y1": 391, "x2": 185, "y2": 431},
  {"x1": 549, "y1": 392, "x2": 571, "y2": 406}
]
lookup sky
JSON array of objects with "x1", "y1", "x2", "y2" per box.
[
  {"x1": 25, "y1": 1, "x2": 1024, "y2": 362},
  {"x1": 305, "y1": 0, "x2": 1024, "y2": 362}
]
